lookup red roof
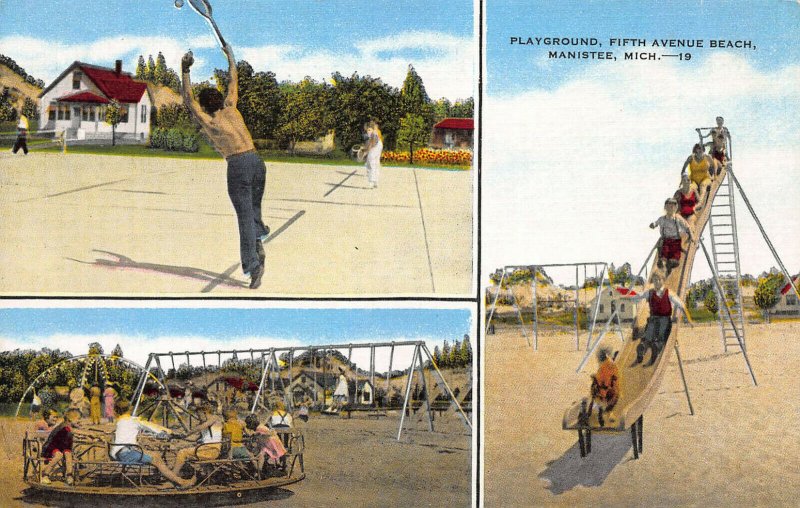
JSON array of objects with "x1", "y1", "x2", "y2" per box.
[
  {"x1": 434, "y1": 118, "x2": 474, "y2": 130},
  {"x1": 58, "y1": 91, "x2": 109, "y2": 104},
  {"x1": 614, "y1": 287, "x2": 637, "y2": 296},
  {"x1": 79, "y1": 65, "x2": 147, "y2": 103}
]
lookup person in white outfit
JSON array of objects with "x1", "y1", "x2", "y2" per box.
[
  {"x1": 364, "y1": 121, "x2": 383, "y2": 188},
  {"x1": 332, "y1": 368, "x2": 349, "y2": 409}
]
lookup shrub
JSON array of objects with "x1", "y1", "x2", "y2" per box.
[
  {"x1": 166, "y1": 128, "x2": 183, "y2": 151},
  {"x1": 182, "y1": 131, "x2": 199, "y2": 152},
  {"x1": 253, "y1": 138, "x2": 279, "y2": 150},
  {"x1": 149, "y1": 127, "x2": 166, "y2": 148}
]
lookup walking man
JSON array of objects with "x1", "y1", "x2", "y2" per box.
[{"x1": 181, "y1": 45, "x2": 269, "y2": 289}]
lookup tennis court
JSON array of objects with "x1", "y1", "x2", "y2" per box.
[{"x1": 0, "y1": 152, "x2": 473, "y2": 296}]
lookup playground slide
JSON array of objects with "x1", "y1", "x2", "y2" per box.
[{"x1": 562, "y1": 164, "x2": 729, "y2": 433}]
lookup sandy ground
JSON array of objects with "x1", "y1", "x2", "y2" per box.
[
  {"x1": 484, "y1": 321, "x2": 800, "y2": 506},
  {"x1": 0, "y1": 409, "x2": 471, "y2": 507},
  {"x1": 0, "y1": 153, "x2": 473, "y2": 296}
]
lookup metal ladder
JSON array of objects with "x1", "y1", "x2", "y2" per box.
[{"x1": 707, "y1": 162, "x2": 747, "y2": 352}]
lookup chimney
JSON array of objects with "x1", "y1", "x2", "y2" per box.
[{"x1": 115, "y1": 60, "x2": 122, "y2": 75}]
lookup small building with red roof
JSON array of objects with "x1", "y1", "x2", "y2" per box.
[
  {"x1": 431, "y1": 117, "x2": 474, "y2": 150},
  {"x1": 770, "y1": 275, "x2": 799, "y2": 316},
  {"x1": 39, "y1": 60, "x2": 152, "y2": 142},
  {"x1": 590, "y1": 286, "x2": 640, "y2": 322}
]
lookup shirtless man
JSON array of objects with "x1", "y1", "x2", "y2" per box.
[{"x1": 181, "y1": 46, "x2": 269, "y2": 289}]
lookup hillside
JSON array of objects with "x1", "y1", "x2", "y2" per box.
[
  {"x1": 0, "y1": 62, "x2": 42, "y2": 111},
  {"x1": 146, "y1": 82, "x2": 182, "y2": 109}
]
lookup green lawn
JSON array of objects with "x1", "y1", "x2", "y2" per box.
[{"x1": 32, "y1": 142, "x2": 471, "y2": 171}]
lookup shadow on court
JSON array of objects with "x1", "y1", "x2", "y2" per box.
[
  {"x1": 67, "y1": 250, "x2": 246, "y2": 290},
  {"x1": 538, "y1": 433, "x2": 632, "y2": 494}
]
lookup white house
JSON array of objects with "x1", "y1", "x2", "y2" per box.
[
  {"x1": 589, "y1": 286, "x2": 639, "y2": 322},
  {"x1": 770, "y1": 276, "x2": 799, "y2": 316},
  {"x1": 39, "y1": 60, "x2": 151, "y2": 142}
]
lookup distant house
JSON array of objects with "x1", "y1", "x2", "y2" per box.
[
  {"x1": 431, "y1": 118, "x2": 473, "y2": 150},
  {"x1": 286, "y1": 370, "x2": 374, "y2": 405},
  {"x1": 589, "y1": 287, "x2": 639, "y2": 322},
  {"x1": 39, "y1": 60, "x2": 151, "y2": 142},
  {"x1": 770, "y1": 276, "x2": 800, "y2": 316}
]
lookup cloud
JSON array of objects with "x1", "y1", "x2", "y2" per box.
[
  {"x1": 482, "y1": 52, "x2": 800, "y2": 285},
  {"x1": 1, "y1": 31, "x2": 474, "y2": 100},
  {"x1": 238, "y1": 31, "x2": 475, "y2": 99}
]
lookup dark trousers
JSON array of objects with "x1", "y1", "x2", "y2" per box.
[
  {"x1": 226, "y1": 152, "x2": 268, "y2": 275},
  {"x1": 12, "y1": 138, "x2": 28, "y2": 154}
]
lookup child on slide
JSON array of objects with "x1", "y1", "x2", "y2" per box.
[
  {"x1": 651, "y1": 198, "x2": 694, "y2": 277},
  {"x1": 588, "y1": 347, "x2": 620, "y2": 427}
]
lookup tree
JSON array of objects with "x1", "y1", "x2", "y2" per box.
[
  {"x1": 433, "y1": 97, "x2": 452, "y2": 122},
  {"x1": 153, "y1": 52, "x2": 168, "y2": 85},
  {"x1": 441, "y1": 341, "x2": 450, "y2": 369},
  {"x1": 111, "y1": 344, "x2": 124, "y2": 358},
  {"x1": 146, "y1": 55, "x2": 156, "y2": 81},
  {"x1": 396, "y1": 113, "x2": 429, "y2": 165},
  {"x1": 22, "y1": 97, "x2": 38, "y2": 120},
  {"x1": 460, "y1": 336, "x2": 471, "y2": 366},
  {"x1": 400, "y1": 64, "x2": 434, "y2": 130},
  {"x1": 704, "y1": 289, "x2": 718, "y2": 317},
  {"x1": 754, "y1": 274, "x2": 783, "y2": 322},
  {"x1": 331, "y1": 71, "x2": 402, "y2": 151},
  {"x1": 88, "y1": 342, "x2": 104, "y2": 355},
  {"x1": 433, "y1": 346, "x2": 441, "y2": 367},
  {"x1": 450, "y1": 340, "x2": 460, "y2": 366},
  {"x1": 450, "y1": 97, "x2": 474, "y2": 118},
  {"x1": 105, "y1": 99, "x2": 122, "y2": 146},
  {"x1": 135, "y1": 55, "x2": 147, "y2": 80},
  {"x1": 276, "y1": 77, "x2": 333, "y2": 152}
]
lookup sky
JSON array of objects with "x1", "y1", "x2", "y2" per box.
[
  {"x1": 483, "y1": 0, "x2": 800, "y2": 286},
  {"x1": 0, "y1": 0, "x2": 475, "y2": 100},
  {"x1": 0, "y1": 305, "x2": 474, "y2": 370}
]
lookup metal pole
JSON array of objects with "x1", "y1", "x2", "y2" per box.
[
  {"x1": 728, "y1": 167, "x2": 800, "y2": 300},
  {"x1": 397, "y1": 344, "x2": 419, "y2": 441},
  {"x1": 484, "y1": 271, "x2": 506, "y2": 336},
  {"x1": 576, "y1": 310, "x2": 620, "y2": 373},
  {"x1": 532, "y1": 266, "x2": 539, "y2": 350},
  {"x1": 288, "y1": 349, "x2": 294, "y2": 405},
  {"x1": 575, "y1": 265, "x2": 580, "y2": 350},
  {"x1": 586, "y1": 264, "x2": 607, "y2": 349},
  {"x1": 673, "y1": 342, "x2": 694, "y2": 415},
  {"x1": 512, "y1": 287, "x2": 531, "y2": 347},
  {"x1": 131, "y1": 354, "x2": 154, "y2": 416},
  {"x1": 370, "y1": 346, "x2": 376, "y2": 408},
  {"x1": 421, "y1": 344, "x2": 471, "y2": 431},
  {"x1": 416, "y1": 347, "x2": 434, "y2": 432},
  {"x1": 700, "y1": 239, "x2": 758, "y2": 386},
  {"x1": 251, "y1": 352, "x2": 271, "y2": 413},
  {"x1": 386, "y1": 343, "x2": 395, "y2": 406}
]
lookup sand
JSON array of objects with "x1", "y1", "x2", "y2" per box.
[
  {"x1": 0, "y1": 153, "x2": 473, "y2": 296},
  {"x1": 0, "y1": 409, "x2": 471, "y2": 507},
  {"x1": 484, "y1": 321, "x2": 800, "y2": 506}
]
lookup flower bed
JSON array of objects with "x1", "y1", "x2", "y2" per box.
[{"x1": 381, "y1": 148, "x2": 472, "y2": 167}]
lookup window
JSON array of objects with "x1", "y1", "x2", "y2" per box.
[
  {"x1": 89, "y1": 106, "x2": 95, "y2": 122},
  {"x1": 119, "y1": 105, "x2": 129, "y2": 123},
  {"x1": 82, "y1": 107, "x2": 88, "y2": 121},
  {"x1": 620, "y1": 303, "x2": 626, "y2": 312},
  {"x1": 48, "y1": 104, "x2": 56, "y2": 121},
  {"x1": 99, "y1": 106, "x2": 106, "y2": 121},
  {"x1": 599, "y1": 304, "x2": 605, "y2": 313},
  {"x1": 141, "y1": 104, "x2": 147, "y2": 124},
  {"x1": 787, "y1": 295, "x2": 798, "y2": 306},
  {"x1": 65, "y1": 107, "x2": 71, "y2": 120},
  {"x1": 72, "y1": 71, "x2": 82, "y2": 90},
  {"x1": 56, "y1": 106, "x2": 63, "y2": 120}
]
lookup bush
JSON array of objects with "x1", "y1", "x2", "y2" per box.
[
  {"x1": 253, "y1": 138, "x2": 279, "y2": 150},
  {"x1": 182, "y1": 131, "x2": 199, "y2": 152},
  {"x1": 149, "y1": 127, "x2": 166, "y2": 148},
  {"x1": 165, "y1": 128, "x2": 183, "y2": 151}
]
